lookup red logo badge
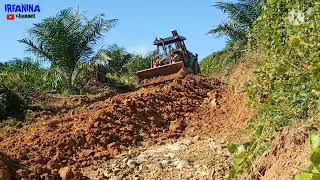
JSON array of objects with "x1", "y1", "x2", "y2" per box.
[{"x1": 7, "y1": 14, "x2": 15, "y2": 20}]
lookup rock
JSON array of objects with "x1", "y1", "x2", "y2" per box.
[
  {"x1": 195, "y1": 165, "x2": 209, "y2": 177},
  {"x1": 160, "y1": 160, "x2": 170, "y2": 165},
  {"x1": 102, "y1": 170, "x2": 110, "y2": 177},
  {"x1": 167, "y1": 143, "x2": 187, "y2": 151},
  {"x1": 122, "y1": 157, "x2": 129, "y2": 164},
  {"x1": 73, "y1": 171, "x2": 83, "y2": 180},
  {"x1": 166, "y1": 153, "x2": 175, "y2": 158},
  {"x1": 127, "y1": 160, "x2": 139, "y2": 168},
  {"x1": 180, "y1": 139, "x2": 193, "y2": 146},
  {"x1": 193, "y1": 136, "x2": 200, "y2": 141},
  {"x1": 113, "y1": 168, "x2": 121, "y2": 175},
  {"x1": 172, "y1": 159, "x2": 189, "y2": 169},
  {"x1": 16, "y1": 169, "x2": 28, "y2": 179},
  {"x1": 109, "y1": 175, "x2": 121, "y2": 180},
  {"x1": 210, "y1": 99, "x2": 217, "y2": 108},
  {"x1": 136, "y1": 154, "x2": 146, "y2": 163},
  {"x1": 58, "y1": 167, "x2": 74, "y2": 180},
  {"x1": 28, "y1": 172, "x2": 39, "y2": 179},
  {"x1": 97, "y1": 176, "x2": 105, "y2": 180}
]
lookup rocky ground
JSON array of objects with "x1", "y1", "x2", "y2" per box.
[{"x1": 82, "y1": 137, "x2": 231, "y2": 180}]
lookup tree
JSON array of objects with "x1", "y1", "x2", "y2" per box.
[
  {"x1": 203, "y1": 0, "x2": 266, "y2": 76},
  {"x1": 209, "y1": 0, "x2": 265, "y2": 44},
  {"x1": 103, "y1": 44, "x2": 132, "y2": 75},
  {"x1": 19, "y1": 8, "x2": 118, "y2": 93},
  {"x1": 125, "y1": 54, "x2": 151, "y2": 74}
]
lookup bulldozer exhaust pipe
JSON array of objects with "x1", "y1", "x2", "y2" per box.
[{"x1": 171, "y1": 29, "x2": 178, "y2": 36}]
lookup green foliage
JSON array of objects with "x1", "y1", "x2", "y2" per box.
[
  {"x1": 0, "y1": 85, "x2": 25, "y2": 119},
  {"x1": 19, "y1": 8, "x2": 118, "y2": 92},
  {"x1": 227, "y1": 0, "x2": 319, "y2": 178},
  {"x1": 247, "y1": 0, "x2": 319, "y2": 124},
  {"x1": 0, "y1": 94, "x2": 6, "y2": 116},
  {"x1": 125, "y1": 54, "x2": 151, "y2": 75},
  {"x1": 0, "y1": 58, "x2": 48, "y2": 93},
  {"x1": 227, "y1": 126, "x2": 269, "y2": 179},
  {"x1": 200, "y1": 42, "x2": 243, "y2": 76},
  {"x1": 227, "y1": 143, "x2": 238, "y2": 154},
  {"x1": 80, "y1": 44, "x2": 151, "y2": 86},
  {"x1": 203, "y1": 0, "x2": 265, "y2": 77},
  {"x1": 295, "y1": 133, "x2": 320, "y2": 180},
  {"x1": 106, "y1": 53, "x2": 151, "y2": 85},
  {"x1": 104, "y1": 44, "x2": 132, "y2": 75},
  {"x1": 311, "y1": 57, "x2": 320, "y2": 80},
  {"x1": 209, "y1": 0, "x2": 265, "y2": 44},
  {"x1": 106, "y1": 73, "x2": 138, "y2": 85}
]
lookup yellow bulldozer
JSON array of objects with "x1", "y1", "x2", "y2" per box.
[{"x1": 137, "y1": 30, "x2": 200, "y2": 86}]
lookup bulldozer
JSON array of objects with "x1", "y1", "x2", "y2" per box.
[{"x1": 137, "y1": 30, "x2": 200, "y2": 86}]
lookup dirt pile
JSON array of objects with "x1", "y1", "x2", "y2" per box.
[
  {"x1": 253, "y1": 125, "x2": 313, "y2": 179},
  {"x1": 185, "y1": 83, "x2": 252, "y2": 139},
  {"x1": 82, "y1": 137, "x2": 231, "y2": 180},
  {"x1": 0, "y1": 75, "x2": 251, "y2": 179}
]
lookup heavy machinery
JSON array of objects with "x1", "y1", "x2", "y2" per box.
[{"x1": 137, "y1": 30, "x2": 200, "y2": 86}]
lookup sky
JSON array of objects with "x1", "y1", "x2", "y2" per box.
[{"x1": 0, "y1": 0, "x2": 228, "y2": 62}]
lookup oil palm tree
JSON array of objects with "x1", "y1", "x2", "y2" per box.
[
  {"x1": 209, "y1": 0, "x2": 265, "y2": 44},
  {"x1": 19, "y1": 8, "x2": 118, "y2": 93}
]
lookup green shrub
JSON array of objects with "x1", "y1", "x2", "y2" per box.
[
  {"x1": 0, "y1": 58, "x2": 47, "y2": 93},
  {"x1": 228, "y1": 0, "x2": 319, "y2": 178},
  {"x1": 0, "y1": 94, "x2": 6, "y2": 116},
  {"x1": 248, "y1": 0, "x2": 319, "y2": 126},
  {"x1": 200, "y1": 42, "x2": 243, "y2": 77},
  {"x1": 125, "y1": 54, "x2": 150, "y2": 75},
  {"x1": 0, "y1": 85, "x2": 26, "y2": 119}
]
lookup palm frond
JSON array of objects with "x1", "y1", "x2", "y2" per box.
[{"x1": 19, "y1": 8, "x2": 117, "y2": 91}]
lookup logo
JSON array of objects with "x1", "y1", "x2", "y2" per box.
[
  {"x1": 6, "y1": 14, "x2": 15, "y2": 20},
  {"x1": 4, "y1": 4, "x2": 40, "y2": 20}
]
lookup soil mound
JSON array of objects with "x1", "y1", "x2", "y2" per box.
[
  {"x1": 253, "y1": 125, "x2": 313, "y2": 179},
  {"x1": 0, "y1": 75, "x2": 249, "y2": 179},
  {"x1": 185, "y1": 83, "x2": 252, "y2": 138}
]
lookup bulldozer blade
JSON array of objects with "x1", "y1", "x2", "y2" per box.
[{"x1": 137, "y1": 62, "x2": 187, "y2": 87}]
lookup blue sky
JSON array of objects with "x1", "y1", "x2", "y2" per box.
[{"x1": 0, "y1": 0, "x2": 228, "y2": 62}]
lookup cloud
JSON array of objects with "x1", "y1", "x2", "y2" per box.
[{"x1": 127, "y1": 44, "x2": 150, "y2": 56}]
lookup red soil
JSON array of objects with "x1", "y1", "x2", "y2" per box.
[{"x1": 0, "y1": 75, "x2": 251, "y2": 179}]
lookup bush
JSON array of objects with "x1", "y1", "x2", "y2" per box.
[
  {"x1": 0, "y1": 58, "x2": 47, "y2": 93},
  {"x1": 0, "y1": 85, "x2": 26, "y2": 119},
  {"x1": 0, "y1": 94, "x2": 6, "y2": 116},
  {"x1": 200, "y1": 42, "x2": 244, "y2": 77},
  {"x1": 106, "y1": 53, "x2": 151, "y2": 86},
  {"x1": 228, "y1": 0, "x2": 320, "y2": 178},
  {"x1": 248, "y1": 0, "x2": 319, "y2": 126}
]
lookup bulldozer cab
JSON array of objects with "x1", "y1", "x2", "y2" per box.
[
  {"x1": 137, "y1": 30, "x2": 199, "y2": 86},
  {"x1": 151, "y1": 30, "x2": 188, "y2": 68}
]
